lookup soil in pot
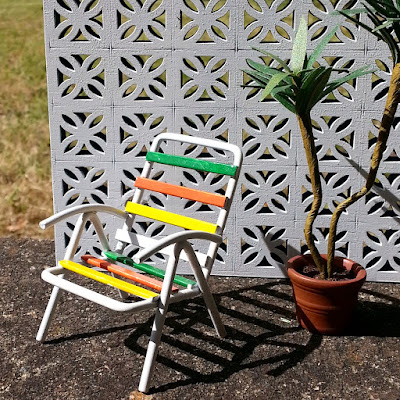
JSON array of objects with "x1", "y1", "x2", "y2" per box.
[{"x1": 298, "y1": 263, "x2": 355, "y2": 281}]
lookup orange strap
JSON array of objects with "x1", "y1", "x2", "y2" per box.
[
  {"x1": 135, "y1": 177, "x2": 226, "y2": 208},
  {"x1": 81, "y1": 255, "x2": 179, "y2": 292}
]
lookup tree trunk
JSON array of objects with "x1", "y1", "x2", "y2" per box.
[
  {"x1": 326, "y1": 63, "x2": 400, "y2": 277},
  {"x1": 297, "y1": 113, "x2": 326, "y2": 278}
]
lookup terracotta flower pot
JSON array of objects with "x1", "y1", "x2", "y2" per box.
[{"x1": 287, "y1": 254, "x2": 366, "y2": 335}]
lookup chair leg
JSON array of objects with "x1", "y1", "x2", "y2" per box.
[
  {"x1": 112, "y1": 274, "x2": 130, "y2": 300},
  {"x1": 36, "y1": 286, "x2": 63, "y2": 342},
  {"x1": 37, "y1": 213, "x2": 89, "y2": 343},
  {"x1": 194, "y1": 274, "x2": 226, "y2": 338},
  {"x1": 138, "y1": 304, "x2": 168, "y2": 393},
  {"x1": 138, "y1": 246, "x2": 180, "y2": 393},
  {"x1": 182, "y1": 242, "x2": 226, "y2": 338}
]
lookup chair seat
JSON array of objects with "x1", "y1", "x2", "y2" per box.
[
  {"x1": 60, "y1": 260, "x2": 159, "y2": 299},
  {"x1": 59, "y1": 255, "x2": 195, "y2": 298},
  {"x1": 103, "y1": 251, "x2": 197, "y2": 288},
  {"x1": 81, "y1": 255, "x2": 181, "y2": 292}
]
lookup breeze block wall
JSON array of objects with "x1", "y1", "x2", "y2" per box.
[{"x1": 43, "y1": 0, "x2": 400, "y2": 282}]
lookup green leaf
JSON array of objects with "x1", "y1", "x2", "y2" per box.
[
  {"x1": 247, "y1": 59, "x2": 283, "y2": 76},
  {"x1": 271, "y1": 84, "x2": 290, "y2": 94},
  {"x1": 271, "y1": 84, "x2": 295, "y2": 100},
  {"x1": 297, "y1": 67, "x2": 332, "y2": 113},
  {"x1": 305, "y1": 68, "x2": 333, "y2": 111},
  {"x1": 290, "y1": 17, "x2": 308, "y2": 74},
  {"x1": 319, "y1": 66, "x2": 374, "y2": 100},
  {"x1": 332, "y1": 8, "x2": 368, "y2": 16},
  {"x1": 252, "y1": 46, "x2": 291, "y2": 72},
  {"x1": 393, "y1": 24, "x2": 400, "y2": 41},
  {"x1": 243, "y1": 70, "x2": 271, "y2": 85},
  {"x1": 240, "y1": 84, "x2": 264, "y2": 89},
  {"x1": 332, "y1": 8, "x2": 367, "y2": 17},
  {"x1": 244, "y1": 67, "x2": 293, "y2": 88},
  {"x1": 301, "y1": 67, "x2": 327, "y2": 91},
  {"x1": 373, "y1": 20, "x2": 397, "y2": 31},
  {"x1": 381, "y1": 0, "x2": 399, "y2": 13},
  {"x1": 364, "y1": 0, "x2": 397, "y2": 17},
  {"x1": 274, "y1": 92, "x2": 296, "y2": 113},
  {"x1": 336, "y1": 9, "x2": 385, "y2": 39},
  {"x1": 297, "y1": 69, "x2": 320, "y2": 86},
  {"x1": 307, "y1": 25, "x2": 339, "y2": 68},
  {"x1": 363, "y1": 2, "x2": 400, "y2": 62},
  {"x1": 298, "y1": 68, "x2": 316, "y2": 74},
  {"x1": 363, "y1": 2, "x2": 391, "y2": 30},
  {"x1": 260, "y1": 72, "x2": 291, "y2": 100}
]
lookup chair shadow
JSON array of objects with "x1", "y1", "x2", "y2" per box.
[
  {"x1": 123, "y1": 281, "x2": 323, "y2": 394},
  {"x1": 45, "y1": 323, "x2": 138, "y2": 345},
  {"x1": 44, "y1": 280, "x2": 400, "y2": 394}
]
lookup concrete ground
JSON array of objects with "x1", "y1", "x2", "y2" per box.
[{"x1": 1, "y1": 238, "x2": 400, "y2": 400}]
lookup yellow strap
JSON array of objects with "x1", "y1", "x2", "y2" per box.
[
  {"x1": 59, "y1": 260, "x2": 158, "y2": 299},
  {"x1": 125, "y1": 202, "x2": 218, "y2": 234}
]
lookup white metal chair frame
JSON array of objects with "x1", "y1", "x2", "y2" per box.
[{"x1": 37, "y1": 133, "x2": 242, "y2": 392}]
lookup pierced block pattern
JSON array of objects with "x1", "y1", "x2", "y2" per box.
[
  {"x1": 47, "y1": 49, "x2": 111, "y2": 105},
  {"x1": 44, "y1": 0, "x2": 400, "y2": 281},
  {"x1": 114, "y1": 108, "x2": 171, "y2": 162},
  {"x1": 50, "y1": 107, "x2": 112, "y2": 161},
  {"x1": 174, "y1": 50, "x2": 234, "y2": 106},
  {"x1": 114, "y1": 0, "x2": 170, "y2": 48},
  {"x1": 114, "y1": 51, "x2": 172, "y2": 105},
  {"x1": 238, "y1": 0, "x2": 296, "y2": 49},
  {"x1": 174, "y1": 0, "x2": 235, "y2": 49},
  {"x1": 45, "y1": 0, "x2": 110, "y2": 48},
  {"x1": 54, "y1": 162, "x2": 112, "y2": 206},
  {"x1": 238, "y1": 109, "x2": 297, "y2": 166}
]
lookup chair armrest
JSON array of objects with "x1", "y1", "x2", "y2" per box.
[
  {"x1": 39, "y1": 204, "x2": 127, "y2": 230},
  {"x1": 133, "y1": 230, "x2": 222, "y2": 264}
]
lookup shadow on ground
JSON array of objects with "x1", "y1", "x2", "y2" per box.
[
  {"x1": 1, "y1": 238, "x2": 400, "y2": 400},
  {"x1": 348, "y1": 287, "x2": 400, "y2": 337},
  {"x1": 124, "y1": 282, "x2": 323, "y2": 394}
]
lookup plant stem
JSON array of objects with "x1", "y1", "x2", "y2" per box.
[
  {"x1": 297, "y1": 113, "x2": 326, "y2": 278},
  {"x1": 326, "y1": 63, "x2": 400, "y2": 277}
]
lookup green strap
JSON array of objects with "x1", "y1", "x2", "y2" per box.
[
  {"x1": 104, "y1": 251, "x2": 196, "y2": 288},
  {"x1": 146, "y1": 152, "x2": 237, "y2": 176}
]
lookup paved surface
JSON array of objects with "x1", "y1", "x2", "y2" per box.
[{"x1": 1, "y1": 238, "x2": 400, "y2": 400}]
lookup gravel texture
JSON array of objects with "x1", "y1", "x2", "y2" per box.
[{"x1": 1, "y1": 238, "x2": 400, "y2": 400}]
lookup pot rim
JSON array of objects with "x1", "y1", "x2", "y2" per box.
[{"x1": 287, "y1": 254, "x2": 366, "y2": 287}]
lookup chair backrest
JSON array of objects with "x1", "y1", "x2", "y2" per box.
[{"x1": 114, "y1": 133, "x2": 242, "y2": 275}]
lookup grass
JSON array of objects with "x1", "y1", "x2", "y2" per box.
[{"x1": 0, "y1": 0, "x2": 53, "y2": 238}]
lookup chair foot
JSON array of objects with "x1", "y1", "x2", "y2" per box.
[
  {"x1": 36, "y1": 286, "x2": 62, "y2": 342},
  {"x1": 217, "y1": 324, "x2": 227, "y2": 338},
  {"x1": 138, "y1": 309, "x2": 167, "y2": 393}
]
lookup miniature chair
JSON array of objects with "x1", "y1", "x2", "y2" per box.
[{"x1": 37, "y1": 132, "x2": 242, "y2": 392}]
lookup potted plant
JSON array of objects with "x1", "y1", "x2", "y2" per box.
[{"x1": 243, "y1": 17, "x2": 377, "y2": 334}]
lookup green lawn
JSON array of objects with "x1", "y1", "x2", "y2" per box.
[{"x1": 0, "y1": 0, "x2": 52, "y2": 238}]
